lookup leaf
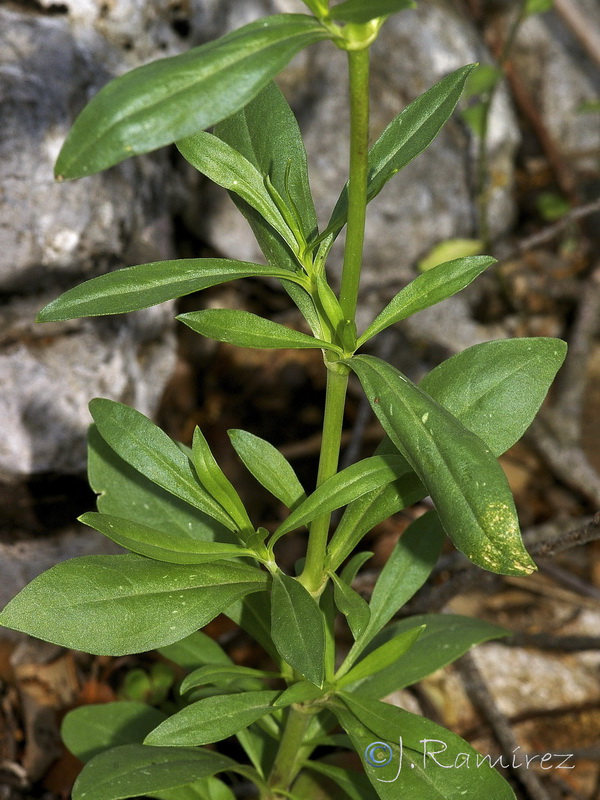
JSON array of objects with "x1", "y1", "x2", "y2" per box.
[
  {"x1": 463, "y1": 65, "x2": 502, "y2": 98},
  {"x1": 348, "y1": 355, "x2": 536, "y2": 576},
  {"x1": 145, "y1": 691, "x2": 280, "y2": 746},
  {"x1": 271, "y1": 573, "x2": 326, "y2": 687},
  {"x1": 330, "y1": 573, "x2": 371, "y2": 640},
  {"x1": 178, "y1": 309, "x2": 338, "y2": 353},
  {"x1": 524, "y1": 0, "x2": 554, "y2": 15},
  {"x1": 80, "y1": 512, "x2": 253, "y2": 565},
  {"x1": 228, "y1": 430, "x2": 306, "y2": 509},
  {"x1": 89, "y1": 399, "x2": 236, "y2": 532},
  {"x1": 326, "y1": 473, "x2": 425, "y2": 570},
  {"x1": 273, "y1": 681, "x2": 324, "y2": 707},
  {"x1": 215, "y1": 81, "x2": 318, "y2": 257},
  {"x1": 150, "y1": 778, "x2": 237, "y2": 800},
  {"x1": 355, "y1": 614, "x2": 509, "y2": 698},
  {"x1": 159, "y1": 631, "x2": 233, "y2": 671},
  {"x1": 88, "y1": 425, "x2": 230, "y2": 544},
  {"x1": 358, "y1": 256, "x2": 494, "y2": 345},
  {"x1": 420, "y1": 338, "x2": 568, "y2": 457},
  {"x1": 324, "y1": 66, "x2": 476, "y2": 242},
  {"x1": 225, "y1": 593, "x2": 281, "y2": 664},
  {"x1": 176, "y1": 132, "x2": 300, "y2": 256},
  {"x1": 37, "y1": 259, "x2": 301, "y2": 322},
  {"x1": 340, "y1": 551, "x2": 374, "y2": 584},
  {"x1": 181, "y1": 665, "x2": 279, "y2": 694},
  {"x1": 62, "y1": 702, "x2": 167, "y2": 763},
  {"x1": 332, "y1": 698, "x2": 517, "y2": 799},
  {"x1": 302, "y1": 760, "x2": 375, "y2": 800},
  {"x1": 55, "y1": 14, "x2": 331, "y2": 179},
  {"x1": 417, "y1": 239, "x2": 484, "y2": 272},
  {"x1": 0, "y1": 554, "x2": 267, "y2": 654},
  {"x1": 330, "y1": 0, "x2": 415, "y2": 23},
  {"x1": 336, "y1": 625, "x2": 424, "y2": 688},
  {"x1": 339, "y1": 512, "x2": 443, "y2": 668},
  {"x1": 71, "y1": 744, "x2": 236, "y2": 800},
  {"x1": 272, "y1": 455, "x2": 411, "y2": 540},
  {"x1": 191, "y1": 427, "x2": 253, "y2": 532}
]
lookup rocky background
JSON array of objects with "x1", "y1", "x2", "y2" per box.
[{"x1": 0, "y1": 0, "x2": 600, "y2": 798}]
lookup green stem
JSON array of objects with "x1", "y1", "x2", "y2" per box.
[
  {"x1": 338, "y1": 47, "x2": 370, "y2": 322},
  {"x1": 300, "y1": 365, "x2": 348, "y2": 594},
  {"x1": 266, "y1": 706, "x2": 314, "y2": 796}
]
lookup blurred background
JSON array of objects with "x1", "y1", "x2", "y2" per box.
[{"x1": 0, "y1": 0, "x2": 599, "y2": 798}]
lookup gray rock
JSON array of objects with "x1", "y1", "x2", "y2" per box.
[{"x1": 0, "y1": 297, "x2": 176, "y2": 480}]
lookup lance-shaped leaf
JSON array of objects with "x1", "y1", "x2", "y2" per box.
[
  {"x1": 37, "y1": 259, "x2": 302, "y2": 322},
  {"x1": 331, "y1": 573, "x2": 371, "y2": 640},
  {"x1": 343, "y1": 512, "x2": 444, "y2": 664},
  {"x1": 159, "y1": 631, "x2": 233, "y2": 671},
  {"x1": 215, "y1": 81, "x2": 318, "y2": 255},
  {"x1": 191, "y1": 427, "x2": 252, "y2": 532},
  {"x1": 176, "y1": 132, "x2": 299, "y2": 256},
  {"x1": 90, "y1": 399, "x2": 236, "y2": 532},
  {"x1": 332, "y1": 697, "x2": 517, "y2": 799},
  {"x1": 358, "y1": 256, "x2": 495, "y2": 345},
  {"x1": 0, "y1": 554, "x2": 267, "y2": 654},
  {"x1": 355, "y1": 614, "x2": 508, "y2": 698},
  {"x1": 323, "y1": 65, "x2": 475, "y2": 242},
  {"x1": 55, "y1": 15, "x2": 331, "y2": 179},
  {"x1": 181, "y1": 665, "x2": 279, "y2": 694},
  {"x1": 420, "y1": 337, "x2": 568, "y2": 456},
  {"x1": 80, "y1": 512, "x2": 253, "y2": 565},
  {"x1": 336, "y1": 625, "x2": 424, "y2": 688},
  {"x1": 62, "y1": 702, "x2": 167, "y2": 763},
  {"x1": 178, "y1": 309, "x2": 339, "y2": 353},
  {"x1": 299, "y1": 760, "x2": 374, "y2": 800},
  {"x1": 272, "y1": 455, "x2": 411, "y2": 541},
  {"x1": 145, "y1": 690, "x2": 280, "y2": 746},
  {"x1": 228, "y1": 430, "x2": 306, "y2": 509},
  {"x1": 330, "y1": 0, "x2": 415, "y2": 23},
  {"x1": 348, "y1": 355, "x2": 536, "y2": 576},
  {"x1": 71, "y1": 744, "x2": 236, "y2": 800},
  {"x1": 88, "y1": 425, "x2": 230, "y2": 543},
  {"x1": 271, "y1": 573, "x2": 326, "y2": 687}
]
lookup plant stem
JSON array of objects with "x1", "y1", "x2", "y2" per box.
[
  {"x1": 300, "y1": 366, "x2": 349, "y2": 593},
  {"x1": 338, "y1": 47, "x2": 370, "y2": 322},
  {"x1": 300, "y1": 47, "x2": 371, "y2": 595},
  {"x1": 266, "y1": 706, "x2": 314, "y2": 796}
]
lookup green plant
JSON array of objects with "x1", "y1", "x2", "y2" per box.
[{"x1": 0, "y1": 2, "x2": 567, "y2": 798}]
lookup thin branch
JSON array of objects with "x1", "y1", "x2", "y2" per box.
[
  {"x1": 458, "y1": 652, "x2": 554, "y2": 800},
  {"x1": 528, "y1": 511, "x2": 600, "y2": 558},
  {"x1": 553, "y1": 0, "x2": 600, "y2": 70}
]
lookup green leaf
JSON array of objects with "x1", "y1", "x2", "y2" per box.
[
  {"x1": 225, "y1": 593, "x2": 281, "y2": 664},
  {"x1": 191, "y1": 427, "x2": 253, "y2": 532},
  {"x1": 420, "y1": 338, "x2": 568, "y2": 457},
  {"x1": 272, "y1": 455, "x2": 411, "y2": 540},
  {"x1": 332, "y1": 697, "x2": 517, "y2": 799},
  {"x1": 80, "y1": 512, "x2": 253, "y2": 565},
  {"x1": 271, "y1": 573, "x2": 326, "y2": 687},
  {"x1": 348, "y1": 355, "x2": 536, "y2": 576},
  {"x1": 358, "y1": 256, "x2": 494, "y2": 344},
  {"x1": 273, "y1": 681, "x2": 325, "y2": 707},
  {"x1": 324, "y1": 65, "x2": 476, "y2": 242},
  {"x1": 55, "y1": 14, "x2": 331, "y2": 179},
  {"x1": 355, "y1": 614, "x2": 509, "y2": 698},
  {"x1": 345, "y1": 512, "x2": 444, "y2": 664},
  {"x1": 145, "y1": 691, "x2": 280, "y2": 746},
  {"x1": 228, "y1": 429, "x2": 306, "y2": 509},
  {"x1": 418, "y1": 239, "x2": 485, "y2": 272},
  {"x1": 330, "y1": 573, "x2": 371, "y2": 640},
  {"x1": 461, "y1": 103, "x2": 488, "y2": 138},
  {"x1": 463, "y1": 65, "x2": 502, "y2": 98},
  {"x1": 336, "y1": 625, "x2": 424, "y2": 688},
  {"x1": 181, "y1": 665, "x2": 279, "y2": 694},
  {"x1": 0, "y1": 554, "x2": 267, "y2": 654},
  {"x1": 176, "y1": 132, "x2": 300, "y2": 256},
  {"x1": 524, "y1": 0, "x2": 554, "y2": 15},
  {"x1": 159, "y1": 631, "x2": 233, "y2": 671},
  {"x1": 330, "y1": 0, "x2": 415, "y2": 24},
  {"x1": 89, "y1": 399, "x2": 236, "y2": 532},
  {"x1": 301, "y1": 760, "x2": 375, "y2": 800},
  {"x1": 215, "y1": 81, "x2": 318, "y2": 257},
  {"x1": 37, "y1": 259, "x2": 301, "y2": 322},
  {"x1": 88, "y1": 425, "x2": 230, "y2": 544},
  {"x1": 326, "y1": 473, "x2": 425, "y2": 570},
  {"x1": 340, "y1": 551, "x2": 374, "y2": 584},
  {"x1": 71, "y1": 744, "x2": 236, "y2": 800},
  {"x1": 178, "y1": 309, "x2": 339, "y2": 353},
  {"x1": 150, "y1": 778, "x2": 236, "y2": 800},
  {"x1": 62, "y1": 702, "x2": 167, "y2": 763}
]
